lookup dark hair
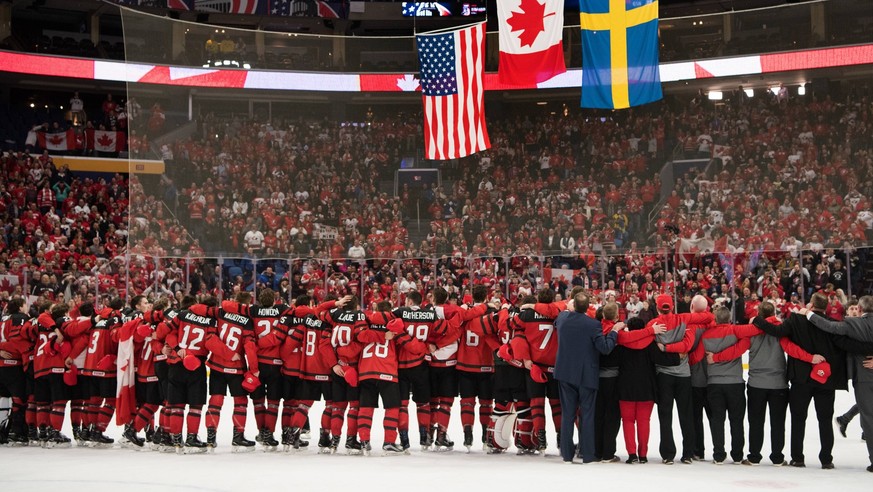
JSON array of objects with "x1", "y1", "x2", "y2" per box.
[
  {"x1": 130, "y1": 295, "x2": 147, "y2": 310},
  {"x1": 236, "y1": 292, "x2": 253, "y2": 304},
  {"x1": 152, "y1": 297, "x2": 171, "y2": 312},
  {"x1": 109, "y1": 297, "x2": 124, "y2": 310},
  {"x1": 520, "y1": 295, "x2": 537, "y2": 305},
  {"x1": 538, "y1": 288, "x2": 555, "y2": 304},
  {"x1": 810, "y1": 292, "x2": 828, "y2": 312},
  {"x1": 407, "y1": 291, "x2": 423, "y2": 306},
  {"x1": 78, "y1": 302, "x2": 94, "y2": 317},
  {"x1": 432, "y1": 287, "x2": 448, "y2": 305},
  {"x1": 376, "y1": 300, "x2": 392, "y2": 312},
  {"x1": 626, "y1": 316, "x2": 645, "y2": 331},
  {"x1": 180, "y1": 295, "x2": 197, "y2": 310},
  {"x1": 295, "y1": 294, "x2": 311, "y2": 306},
  {"x1": 757, "y1": 301, "x2": 775, "y2": 318},
  {"x1": 471, "y1": 284, "x2": 487, "y2": 303},
  {"x1": 201, "y1": 295, "x2": 218, "y2": 308},
  {"x1": 6, "y1": 298, "x2": 24, "y2": 314},
  {"x1": 258, "y1": 288, "x2": 276, "y2": 308}
]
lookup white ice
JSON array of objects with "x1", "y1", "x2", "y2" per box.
[{"x1": 1, "y1": 388, "x2": 870, "y2": 492}]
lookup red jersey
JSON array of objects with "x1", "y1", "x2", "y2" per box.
[
  {"x1": 320, "y1": 308, "x2": 367, "y2": 369},
  {"x1": 219, "y1": 301, "x2": 290, "y2": 366},
  {"x1": 33, "y1": 313, "x2": 67, "y2": 379},
  {"x1": 356, "y1": 311, "x2": 424, "y2": 383},
  {"x1": 290, "y1": 311, "x2": 334, "y2": 381},
  {"x1": 166, "y1": 309, "x2": 217, "y2": 359},
  {"x1": 510, "y1": 307, "x2": 559, "y2": 370},
  {"x1": 199, "y1": 306, "x2": 257, "y2": 375},
  {"x1": 0, "y1": 313, "x2": 32, "y2": 367},
  {"x1": 391, "y1": 305, "x2": 452, "y2": 370},
  {"x1": 457, "y1": 305, "x2": 498, "y2": 373},
  {"x1": 81, "y1": 314, "x2": 122, "y2": 378}
]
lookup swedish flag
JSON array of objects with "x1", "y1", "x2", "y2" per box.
[{"x1": 579, "y1": 0, "x2": 662, "y2": 109}]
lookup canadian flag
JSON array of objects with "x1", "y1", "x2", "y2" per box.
[
  {"x1": 87, "y1": 129, "x2": 127, "y2": 153},
  {"x1": 497, "y1": 0, "x2": 566, "y2": 87},
  {"x1": 115, "y1": 319, "x2": 138, "y2": 425},
  {"x1": 37, "y1": 129, "x2": 78, "y2": 151}
]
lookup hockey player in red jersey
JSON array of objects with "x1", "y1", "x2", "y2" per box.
[
  {"x1": 320, "y1": 295, "x2": 368, "y2": 454},
  {"x1": 186, "y1": 292, "x2": 259, "y2": 451},
  {"x1": 162, "y1": 295, "x2": 217, "y2": 453},
  {"x1": 32, "y1": 302, "x2": 75, "y2": 447},
  {"x1": 0, "y1": 298, "x2": 34, "y2": 444},
  {"x1": 356, "y1": 302, "x2": 427, "y2": 455},
  {"x1": 456, "y1": 284, "x2": 498, "y2": 451}
]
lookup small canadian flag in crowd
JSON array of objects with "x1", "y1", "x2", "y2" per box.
[{"x1": 36, "y1": 129, "x2": 78, "y2": 151}]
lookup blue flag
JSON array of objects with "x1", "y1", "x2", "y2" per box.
[{"x1": 579, "y1": 0, "x2": 662, "y2": 109}]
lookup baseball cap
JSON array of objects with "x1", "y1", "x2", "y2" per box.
[
  {"x1": 656, "y1": 294, "x2": 674, "y2": 311},
  {"x1": 810, "y1": 361, "x2": 831, "y2": 384}
]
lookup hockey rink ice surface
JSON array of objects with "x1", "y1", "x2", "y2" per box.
[{"x1": 1, "y1": 389, "x2": 870, "y2": 492}]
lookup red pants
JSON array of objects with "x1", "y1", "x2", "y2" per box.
[{"x1": 620, "y1": 400, "x2": 654, "y2": 457}]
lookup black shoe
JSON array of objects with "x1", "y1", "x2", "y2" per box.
[
  {"x1": 329, "y1": 435, "x2": 341, "y2": 452},
  {"x1": 28, "y1": 425, "x2": 38, "y2": 444},
  {"x1": 360, "y1": 439, "x2": 372, "y2": 455},
  {"x1": 867, "y1": 465, "x2": 873, "y2": 473},
  {"x1": 692, "y1": 454, "x2": 705, "y2": 462},
  {"x1": 434, "y1": 430, "x2": 454, "y2": 449},
  {"x1": 206, "y1": 428, "x2": 217, "y2": 448},
  {"x1": 281, "y1": 427, "x2": 293, "y2": 446},
  {"x1": 71, "y1": 425, "x2": 82, "y2": 443},
  {"x1": 259, "y1": 429, "x2": 278, "y2": 447},
  {"x1": 680, "y1": 457, "x2": 693, "y2": 464},
  {"x1": 161, "y1": 429, "x2": 174, "y2": 448},
  {"x1": 463, "y1": 426, "x2": 473, "y2": 448},
  {"x1": 91, "y1": 429, "x2": 114, "y2": 445},
  {"x1": 318, "y1": 429, "x2": 332, "y2": 449},
  {"x1": 419, "y1": 426, "x2": 433, "y2": 448},
  {"x1": 836, "y1": 416, "x2": 849, "y2": 438},
  {"x1": 145, "y1": 427, "x2": 155, "y2": 444},
  {"x1": 662, "y1": 458, "x2": 674, "y2": 465},
  {"x1": 345, "y1": 436, "x2": 362, "y2": 452},
  {"x1": 185, "y1": 433, "x2": 207, "y2": 449},
  {"x1": 627, "y1": 454, "x2": 639, "y2": 464},
  {"x1": 640, "y1": 457, "x2": 648, "y2": 464},
  {"x1": 232, "y1": 430, "x2": 255, "y2": 448},
  {"x1": 123, "y1": 424, "x2": 145, "y2": 447},
  {"x1": 602, "y1": 456, "x2": 621, "y2": 463},
  {"x1": 741, "y1": 459, "x2": 759, "y2": 466},
  {"x1": 535, "y1": 430, "x2": 547, "y2": 451},
  {"x1": 399, "y1": 430, "x2": 410, "y2": 450},
  {"x1": 49, "y1": 429, "x2": 72, "y2": 446},
  {"x1": 822, "y1": 462, "x2": 835, "y2": 470},
  {"x1": 789, "y1": 460, "x2": 806, "y2": 468},
  {"x1": 38, "y1": 425, "x2": 49, "y2": 445},
  {"x1": 556, "y1": 431, "x2": 561, "y2": 449},
  {"x1": 171, "y1": 433, "x2": 183, "y2": 449},
  {"x1": 383, "y1": 442, "x2": 404, "y2": 454},
  {"x1": 482, "y1": 428, "x2": 488, "y2": 445},
  {"x1": 289, "y1": 427, "x2": 307, "y2": 449}
]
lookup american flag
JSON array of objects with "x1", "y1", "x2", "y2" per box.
[{"x1": 416, "y1": 22, "x2": 490, "y2": 161}]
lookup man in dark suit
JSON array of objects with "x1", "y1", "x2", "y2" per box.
[{"x1": 554, "y1": 292, "x2": 620, "y2": 463}]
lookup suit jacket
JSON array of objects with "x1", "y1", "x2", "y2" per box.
[
  {"x1": 808, "y1": 312, "x2": 873, "y2": 384},
  {"x1": 554, "y1": 310, "x2": 617, "y2": 389}
]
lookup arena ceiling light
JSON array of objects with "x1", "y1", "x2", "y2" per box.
[
  {"x1": 798, "y1": 84, "x2": 806, "y2": 95},
  {"x1": 707, "y1": 91, "x2": 723, "y2": 100},
  {"x1": 744, "y1": 88, "x2": 754, "y2": 97}
]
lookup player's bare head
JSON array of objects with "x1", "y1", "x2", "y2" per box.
[
  {"x1": 758, "y1": 301, "x2": 775, "y2": 318},
  {"x1": 376, "y1": 300, "x2": 392, "y2": 312},
  {"x1": 810, "y1": 292, "x2": 828, "y2": 312},
  {"x1": 538, "y1": 288, "x2": 555, "y2": 304},
  {"x1": 690, "y1": 295, "x2": 708, "y2": 313},
  {"x1": 109, "y1": 297, "x2": 124, "y2": 310},
  {"x1": 858, "y1": 295, "x2": 873, "y2": 314},
  {"x1": 258, "y1": 288, "x2": 276, "y2": 308},
  {"x1": 51, "y1": 303, "x2": 69, "y2": 319},
  {"x1": 520, "y1": 295, "x2": 537, "y2": 306},
  {"x1": 602, "y1": 302, "x2": 619, "y2": 321},
  {"x1": 38, "y1": 300, "x2": 53, "y2": 313},
  {"x1": 295, "y1": 294, "x2": 311, "y2": 307},
  {"x1": 594, "y1": 306, "x2": 604, "y2": 321},
  {"x1": 573, "y1": 292, "x2": 590, "y2": 313},
  {"x1": 626, "y1": 316, "x2": 645, "y2": 331},
  {"x1": 6, "y1": 297, "x2": 24, "y2": 313},
  {"x1": 201, "y1": 295, "x2": 218, "y2": 308},
  {"x1": 471, "y1": 285, "x2": 487, "y2": 303},
  {"x1": 130, "y1": 295, "x2": 147, "y2": 311},
  {"x1": 235, "y1": 292, "x2": 253, "y2": 305},
  {"x1": 569, "y1": 286, "x2": 585, "y2": 299},
  {"x1": 714, "y1": 306, "x2": 731, "y2": 324},
  {"x1": 407, "y1": 291, "x2": 423, "y2": 306},
  {"x1": 431, "y1": 287, "x2": 448, "y2": 305},
  {"x1": 152, "y1": 297, "x2": 170, "y2": 312},
  {"x1": 345, "y1": 295, "x2": 359, "y2": 310},
  {"x1": 180, "y1": 295, "x2": 197, "y2": 310},
  {"x1": 78, "y1": 302, "x2": 94, "y2": 317}
]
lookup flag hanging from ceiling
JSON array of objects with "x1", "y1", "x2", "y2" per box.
[
  {"x1": 497, "y1": 0, "x2": 566, "y2": 86},
  {"x1": 416, "y1": 22, "x2": 490, "y2": 160},
  {"x1": 579, "y1": 0, "x2": 662, "y2": 109}
]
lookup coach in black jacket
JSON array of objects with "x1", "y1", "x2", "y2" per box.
[{"x1": 554, "y1": 292, "x2": 619, "y2": 463}]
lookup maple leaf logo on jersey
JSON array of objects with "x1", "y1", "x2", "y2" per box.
[
  {"x1": 506, "y1": 0, "x2": 555, "y2": 48},
  {"x1": 97, "y1": 133, "x2": 115, "y2": 148},
  {"x1": 48, "y1": 134, "x2": 64, "y2": 146}
]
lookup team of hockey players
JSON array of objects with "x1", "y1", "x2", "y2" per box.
[{"x1": 1, "y1": 284, "x2": 870, "y2": 468}]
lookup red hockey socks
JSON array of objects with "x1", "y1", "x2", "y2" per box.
[
  {"x1": 168, "y1": 405, "x2": 184, "y2": 435},
  {"x1": 530, "y1": 397, "x2": 546, "y2": 433},
  {"x1": 347, "y1": 402, "x2": 359, "y2": 438},
  {"x1": 26, "y1": 397, "x2": 36, "y2": 427},
  {"x1": 70, "y1": 399, "x2": 84, "y2": 428},
  {"x1": 264, "y1": 399, "x2": 280, "y2": 432},
  {"x1": 479, "y1": 399, "x2": 493, "y2": 430},
  {"x1": 134, "y1": 404, "x2": 159, "y2": 433},
  {"x1": 460, "y1": 397, "x2": 476, "y2": 427},
  {"x1": 96, "y1": 397, "x2": 116, "y2": 432},
  {"x1": 159, "y1": 405, "x2": 169, "y2": 432},
  {"x1": 331, "y1": 401, "x2": 348, "y2": 437},
  {"x1": 549, "y1": 399, "x2": 562, "y2": 433},
  {"x1": 292, "y1": 401, "x2": 314, "y2": 429},
  {"x1": 206, "y1": 395, "x2": 224, "y2": 430},
  {"x1": 321, "y1": 405, "x2": 331, "y2": 432},
  {"x1": 433, "y1": 397, "x2": 453, "y2": 431},
  {"x1": 36, "y1": 402, "x2": 50, "y2": 428},
  {"x1": 415, "y1": 401, "x2": 431, "y2": 429},
  {"x1": 384, "y1": 407, "x2": 399, "y2": 444},
  {"x1": 232, "y1": 396, "x2": 248, "y2": 433},
  {"x1": 399, "y1": 400, "x2": 409, "y2": 431},
  {"x1": 186, "y1": 406, "x2": 202, "y2": 435},
  {"x1": 357, "y1": 407, "x2": 374, "y2": 442},
  {"x1": 281, "y1": 400, "x2": 296, "y2": 428},
  {"x1": 252, "y1": 397, "x2": 266, "y2": 429},
  {"x1": 50, "y1": 401, "x2": 67, "y2": 431}
]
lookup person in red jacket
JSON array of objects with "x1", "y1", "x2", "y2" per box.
[
  {"x1": 123, "y1": 298, "x2": 169, "y2": 448},
  {"x1": 356, "y1": 302, "x2": 426, "y2": 455},
  {"x1": 0, "y1": 298, "x2": 32, "y2": 444}
]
